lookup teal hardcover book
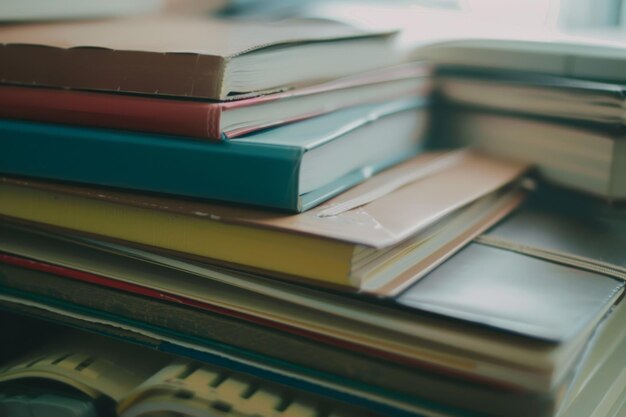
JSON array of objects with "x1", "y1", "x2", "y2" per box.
[{"x1": 0, "y1": 98, "x2": 426, "y2": 212}]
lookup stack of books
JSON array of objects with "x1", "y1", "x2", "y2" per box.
[
  {"x1": 0, "y1": 14, "x2": 434, "y2": 212},
  {"x1": 434, "y1": 62, "x2": 626, "y2": 202},
  {"x1": 0, "y1": 10, "x2": 625, "y2": 417}
]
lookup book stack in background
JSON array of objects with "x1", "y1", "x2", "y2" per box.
[
  {"x1": 434, "y1": 65, "x2": 626, "y2": 201},
  {"x1": 0, "y1": 6, "x2": 626, "y2": 417}
]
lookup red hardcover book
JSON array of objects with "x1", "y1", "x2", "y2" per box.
[{"x1": 0, "y1": 64, "x2": 429, "y2": 140}]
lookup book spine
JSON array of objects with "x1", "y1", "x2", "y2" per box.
[
  {"x1": 0, "y1": 86, "x2": 223, "y2": 140},
  {"x1": 0, "y1": 120, "x2": 302, "y2": 210}
]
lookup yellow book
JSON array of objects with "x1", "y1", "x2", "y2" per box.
[{"x1": 0, "y1": 151, "x2": 526, "y2": 295}]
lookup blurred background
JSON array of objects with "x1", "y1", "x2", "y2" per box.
[
  {"x1": 215, "y1": 0, "x2": 626, "y2": 30},
  {"x1": 2, "y1": 0, "x2": 625, "y2": 31}
]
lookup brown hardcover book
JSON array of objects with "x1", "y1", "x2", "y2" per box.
[{"x1": 0, "y1": 15, "x2": 396, "y2": 100}]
